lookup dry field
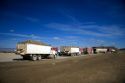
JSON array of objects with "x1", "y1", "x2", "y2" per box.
[{"x1": 0, "y1": 53, "x2": 125, "y2": 83}]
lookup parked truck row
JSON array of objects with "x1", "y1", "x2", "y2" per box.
[{"x1": 16, "y1": 40, "x2": 117, "y2": 61}]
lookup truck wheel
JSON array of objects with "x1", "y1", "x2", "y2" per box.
[
  {"x1": 22, "y1": 56, "x2": 27, "y2": 60},
  {"x1": 76, "y1": 53, "x2": 79, "y2": 56},
  {"x1": 31, "y1": 55, "x2": 37, "y2": 61},
  {"x1": 37, "y1": 55, "x2": 42, "y2": 60}
]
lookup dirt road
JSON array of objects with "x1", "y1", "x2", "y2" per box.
[{"x1": 0, "y1": 53, "x2": 125, "y2": 83}]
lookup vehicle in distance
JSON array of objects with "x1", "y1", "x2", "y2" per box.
[{"x1": 60, "y1": 46, "x2": 81, "y2": 56}]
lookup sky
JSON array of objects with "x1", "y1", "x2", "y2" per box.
[{"x1": 0, "y1": 0, "x2": 125, "y2": 48}]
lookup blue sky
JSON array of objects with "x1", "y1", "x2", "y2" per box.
[{"x1": 0, "y1": 0, "x2": 125, "y2": 48}]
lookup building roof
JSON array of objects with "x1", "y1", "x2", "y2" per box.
[
  {"x1": 119, "y1": 48, "x2": 125, "y2": 51},
  {"x1": 93, "y1": 46, "x2": 117, "y2": 49},
  {"x1": 18, "y1": 40, "x2": 50, "y2": 46}
]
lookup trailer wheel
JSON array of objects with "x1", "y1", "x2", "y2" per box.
[
  {"x1": 22, "y1": 56, "x2": 27, "y2": 60},
  {"x1": 37, "y1": 55, "x2": 42, "y2": 60},
  {"x1": 31, "y1": 55, "x2": 37, "y2": 61}
]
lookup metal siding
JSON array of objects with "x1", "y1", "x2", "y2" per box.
[
  {"x1": 96, "y1": 48, "x2": 107, "y2": 53},
  {"x1": 60, "y1": 46, "x2": 79, "y2": 53},
  {"x1": 26, "y1": 44, "x2": 51, "y2": 54},
  {"x1": 70, "y1": 48, "x2": 79, "y2": 53}
]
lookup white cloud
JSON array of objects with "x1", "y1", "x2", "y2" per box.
[
  {"x1": 98, "y1": 25, "x2": 125, "y2": 36},
  {"x1": 25, "y1": 17, "x2": 39, "y2": 22},
  {"x1": 45, "y1": 23, "x2": 125, "y2": 37},
  {"x1": 4, "y1": 11, "x2": 39, "y2": 23},
  {"x1": 53, "y1": 37, "x2": 60, "y2": 40},
  {"x1": 45, "y1": 10, "x2": 125, "y2": 37},
  {"x1": 65, "y1": 36, "x2": 80, "y2": 39},
  {"x1": 10, "y1": 29, "x2": 15, "y2": 32},
  {"x1": 45, "y1": 23, "x2": 106, "y2": 36},
  {"x1": 58, "y1": 9, "x2": 80, "y2": 24},
  {"x1": 0, "y1": 33, "x2": 41, "y2": 39}
]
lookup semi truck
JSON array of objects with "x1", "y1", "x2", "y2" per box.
[
  {"x1": 16, "y1": 40, "x2": 57, "y2": 60},
  {"x1": 60, "y1": 46, "x2": 80, "y2": 56},
  {"x1": 93, "y1": 46, "x2": 117, "y2": 53}
]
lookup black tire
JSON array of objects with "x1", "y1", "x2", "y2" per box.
[
  {"x1": 22, "y1": 55, "x2": 30, "y2": 60},
  {"x1": 22, "y1": 56, "x2": 27, "y2": 60},
  {"x1": 31, "y1": 55, "x2": 37, "y2": 61},
  {"x1": 37, "y1": 55, "x2": 42, "y2": 60}
]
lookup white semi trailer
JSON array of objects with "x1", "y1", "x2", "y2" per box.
[
  {"x1": 60, "y1": 46, "x2": 80, "y2": 56},
  {"x1": 96, "y1": 48, "x2": 107, "y2": 53},
  {"x1": 16, "y1": 40, "x2": 56, "y2": 60}
]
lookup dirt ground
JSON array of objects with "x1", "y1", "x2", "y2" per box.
[
  {"x1": 0, "y1": 53, "x2": 125, "y2": 83},
  {"x1": 0, "y1": 53, "x2": 22, "y2": 62}
]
